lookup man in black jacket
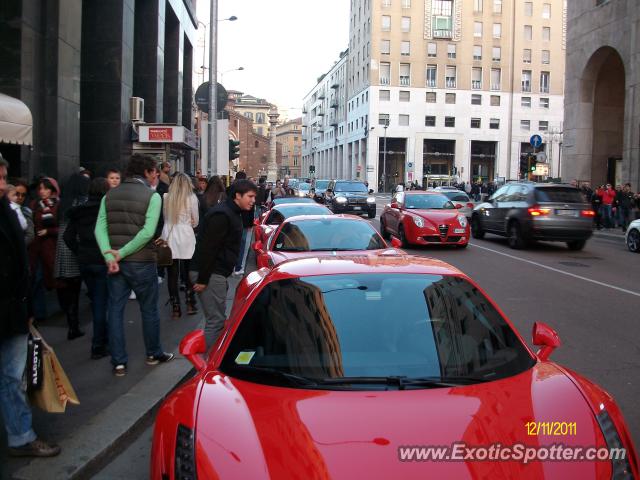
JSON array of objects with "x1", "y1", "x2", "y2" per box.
[
  {"x1": 0, "y1": 157, "x2": 60, "y2": 458},
  {"x1": 190, "y1": 179, "x2": 257, "y2": 346}
]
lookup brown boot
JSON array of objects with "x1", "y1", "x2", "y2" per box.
[{"x1": 9, "y1": 439, "x2": 61, "y2": 457}]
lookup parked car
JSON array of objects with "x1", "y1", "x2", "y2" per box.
[
  {"x1": 625, "y1": 218, "x2": 640, "y2": 253},
  {"x1": 293, "y1": 181, "x2": 312, "y2": 198},
  {"x1": 311, "y1": 179, "x2": 331, "y2": 203},
  {"x1": 471, "y1": 183, "x2": 594, "y2": 250},
  {"x1": 432, "y1": 187, "x2": 475, "y2": 219},
  {"x1": 380, "y1": 191, "x2": 470, "y2": 248},
  {"x1": 152, "y1": 254, "x2": 638, "y2": 479},
  {"x1": 253, "y1": 202, "x2": 332, "y2": 245},
  {"x1": 324, "y1": 180, "x2": 376, "y2": 218},
  {"x1": 253, "y1": 214, "x2": 401, "y2": 268}
]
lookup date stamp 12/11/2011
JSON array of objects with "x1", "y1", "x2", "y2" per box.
[{"x1": 526, "y1": 421, "x2": 577, "y2": 436}]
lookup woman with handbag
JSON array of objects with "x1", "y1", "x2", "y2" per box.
[{"x1": 161, "y1": 173, "x2": 199, "y2": 318}]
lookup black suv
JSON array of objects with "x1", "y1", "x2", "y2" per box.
[
  {"x1": 471, "y1": 183, "x2": 594, "y2": 250},
  {"x1": 324, "y1": 180, "x2": 376, "y2": 218}
]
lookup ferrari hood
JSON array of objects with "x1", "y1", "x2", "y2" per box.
[{"x1": 194, "y1": 363, "x2": 609, "y2": 479}]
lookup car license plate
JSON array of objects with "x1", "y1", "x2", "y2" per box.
[
  {"x1": 454, "y1": 228, "x2": 466, "y2": 234},
  {"x1": 353, "y1": 206, "x2": 361, "y2": 211},
  {"x1": 555, "y1": 209, "x2": 577, "y2": 217}
]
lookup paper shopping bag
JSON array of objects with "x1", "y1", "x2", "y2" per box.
[{"x1": 29, "y1": 342, "x2": 80, "y2": 413}]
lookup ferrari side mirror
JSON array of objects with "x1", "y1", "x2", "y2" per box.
[
  {"x1": 180, "y1": 330, "x2": 207, "y2": 371},
  {"x1": 390, "y1": 236, "x2": 402, "y2": 248},
  {"x1": 532, "y1": 322, "x2": 561, "y2": 361}
]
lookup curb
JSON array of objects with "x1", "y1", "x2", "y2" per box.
[
  {"x1": 593, "y1": 230, "x2": 625, "y2": 239},
  {"x1": 13, "y1": 357, "x2": 194, "y2": 480}
]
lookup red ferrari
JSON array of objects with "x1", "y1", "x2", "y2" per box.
[
  {"x1": 253, "y1": 214, "x2": 402, "y2": 269},
  {"x1": 151, "y1": 254, "x2": 637, "y2": 479},
  {"x1": 380, "y1": 191, "x2": 470, "y2": 248},
  {"x1": 253, "y1": 202, "x2": 332, "y2": 245}
]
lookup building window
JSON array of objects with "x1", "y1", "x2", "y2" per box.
[
  {"x1": 490, "y1": 95, "x2": 501, "y2": 106},
  {"x1": 399, "y1": 90, "x2": 410, "y2": 102},
  {"x1": 521, "y1": 96, "x2": 531, "y2": 107},
  {"x1": 541, "y1": 50, "x2": 550, "y2": 64},
  {"x1": 540, "y1": 71, "x2": 550, "y2": 93},
  {"x1": 490, "y1": 118, "x2": 500, "y2": 129},
  {"x1": 402, "y1": 0, "x2": 411, "y2": 7},
  {"x1": 401, "y1": 16, "x2": 411, "y2": 32},
  {"x1": 400, "y1": 63, "x2": 410, "y2": 86},
  {"x1": 254, "y1": 140, "x2": 259, "y2": 148},
  {"x1": 382, "y1": 15, "x2": 391, "y2": 31},
  {"x1": 401, "y1": 41, "x2": 410, "y2": 56},
  {"x1": 523, "y1": 49, "x2": 532, "y2": 63},
  {"x1": 432, "y1": 0, "x2": 453, "y2": 38},
  {"x1": 426, "y1": 91, "x2": 437, "y2": 103},
  {"x1": 524, "y1": 25, "x2": 532, "y2": 41},
  {"x1": 492, "y1": 46, "x2": 501, "y2": 62},
  {"x1": 542, "y1": 27, "x2": 551, "y2": 41},
  {"x1": 445, "y1": 66, "x2": 457, "y2": 88},
  {"x1": 520, "y1": 119, "x2": 531, "y2": 131},
  {"x1": 380, "y1": 62, "x2": 390, "y2": 84},
  {"x1": 445, "y1": 92, "x2": 456, "y2": 104},
  {"x1": 244, "y1": 112, "x2": 254, "y2": 121},
  {"x1": 473, "y1": 45, "x2": 482, "y2": 61},
  {"x1": 472, "y1": 67, "x2": 482, "y2": 89},
  {"x1": 425, "y1": 116, "x2": 436, "y2": 127},
  {"x1": 445, "y1": 116, "x2": 455, "y2": 127},
  {"x1": 522, "y1": 70, "x2": 532, "y2": 92},
  {"x1": 493, "y1": 0, "x2": 502, "y2": 14},
  {"x1": 426, "y1": 65, "x2": 437, "y2": 87},
  {"x1": 381, "y1": 39, "x2": 390, "y2": 55},
  {"x1": 448, "y1": 44, "x2": 456, "y2": 59},
  {"x1": 524, "y1": 2, "x2": 533, "y2": 16},
  {"x1": 542, "y1": 3, "x2": 551, "y2": 18},
  {"x1": 474, "y1": 21, "x2": 483, "y2": 37},
  {"x1": 471, "y1": 118, "x2": 481, "y2": 129},
  {"x1": 493, "y1": 23, "x2": 502, "y2": 38},
  {"x1": 427, "y1": 42, "x2": 437, "y2": 57},
  {"x1": 399, "y1": 114, "x2": 410, "y2": 126},
  {"x1": 382, "y1": 0, "x2": 391, "y2": 6},
  {"x1": 471, "y1": 94, "x2": 482, "y2": 105},
  {"x1": 491, "y1": 68, "x2": 501, "y2": 90},
  {"x1": 256, "y1": 113, "x2": 265, "y2": 123},
  {"x1": 474, "y1": 0, "x2": 483, "y2": 13},
  {"x1": 380, "y1": 89, "x2": 391, "y2": 101},
  {"x1": 539, "y1": 121, "x2": 549, "y2": 131},
  {"x1": 379, "y1": 113, "x2": 390, "y2": 126},
  {"x1": 540, "y1": 97, "x2": 549, "y2": 108}
]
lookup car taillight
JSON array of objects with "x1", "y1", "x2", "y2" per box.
[
  {"x1": 175, "y1": 424, "x2": 197, "y2": 480},
  {"x1": 528, "y1": 206, "x2": 551, "y2": 216},
  {"x1": 581, "y1": 210, "x2": 596, "y2": 217},
  {"x1": 596, "y1": 410, "x2": 635, "y2": 479},
  {"x1": 467, "y1": 202, "x2": 474, "y2": 209}
]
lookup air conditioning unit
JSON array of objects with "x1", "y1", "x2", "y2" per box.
[{"x1": 130, "y1": 97, "x2": 144, "y2": 122}]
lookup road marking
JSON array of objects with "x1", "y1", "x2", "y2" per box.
[{"x1": 469, "y1": 243, "x2": 640, "y2": 298}]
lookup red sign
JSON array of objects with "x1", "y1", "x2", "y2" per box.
[
  {"x1": 356, "y1": 165, "x2": 362, "y2": 172},
  {"x1": 149, "y1": 127, "x2": 173, "y2": 141}
]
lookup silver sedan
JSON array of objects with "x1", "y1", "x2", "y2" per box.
[{"x1": 625, "y1": 218, "x2": 640, "y2": 253}]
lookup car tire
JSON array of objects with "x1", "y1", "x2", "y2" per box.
[
  {"x1": 627, "y1": 229, "x2": 640, "y2": 253},
  {"x1": 368, "y1": 210, "x2": 376, "y2": 219},
  {"x1": 380, "y1": 218, "x2": 390, "y2": 239},
  {"x1": 398, "y1": 224, "x2": 409, "y2": 248},
  {"x1": 566, "y1": 240, "x2": 586, "y2": 251},
  {"x1": 471, "y1": 215, "x2": 485, "y2": 239},
  {"x1": 507, "y1": 221, "x2": 527, "y2": 250}
]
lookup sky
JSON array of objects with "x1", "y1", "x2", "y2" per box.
[{"x1": 195, "y1": 0, "x2": 351, "y2": 121}]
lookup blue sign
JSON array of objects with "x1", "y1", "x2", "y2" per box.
[{"x1": 530, "y1": 134, "x2": 543, "y2": 148}]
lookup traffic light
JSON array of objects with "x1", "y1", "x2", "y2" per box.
[
  {"x1": 228, "y1": 139, "x2": 240, "y2": 161},
  {"x1": 530, "y1": 155, "x2": 537, "y2": 173},
  {"x1": 309, "y1": 164, "x2": 316, "y2": 174}
]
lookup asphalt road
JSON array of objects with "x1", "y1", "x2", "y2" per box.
[{"x1": 101, "y1": 197, "x2": 640, "y2": 475}]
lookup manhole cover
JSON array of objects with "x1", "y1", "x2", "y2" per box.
[
  {"x1": 570, "y1": 256, "x2": 601, "y2": 260},
  {"x1": 558, "y1": 261, "x2": 590, "y2": 268}
]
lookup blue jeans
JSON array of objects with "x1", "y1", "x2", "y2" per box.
[
  {"x1": 107, "y1": 262, "x2": 163, "y2": 366},
  {"x1": 0, "y1": 334, "x2": 37, "y2": 447},
  {"x1": 31, "y1": 260, "x2": 47, "y2": 320},
  {"x1": 235, "y1": 228, "x2": 251, "y2": 271},
  {"x1": 80, "y1": 264, "x2": 109, "y2": 351},
  {"x1": 601, "y1": 204, "x2": 613, "y2": 228}
]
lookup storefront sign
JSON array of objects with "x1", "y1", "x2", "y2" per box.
[{"x1": 149, "y1": 128, "x2": 173, "y2": 141}]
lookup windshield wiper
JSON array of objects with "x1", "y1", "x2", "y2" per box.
[
  {"x1": 229, "y1": 365, "x2": 318, "y2": 386},
  {"x1": 316, "y1": 375, "x2": 488, "y2": 389},
  {"x1": 311, "y1": 247, "x2": 363, "y2": 251}
]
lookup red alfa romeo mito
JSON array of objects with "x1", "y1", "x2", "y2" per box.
[{"x1": 151, "y1": 254, "x2": 637, "y2": 479}]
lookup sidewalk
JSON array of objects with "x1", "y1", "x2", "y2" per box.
[{"x1": 9, "y1": 251, "x2": 255, "y2": 479}]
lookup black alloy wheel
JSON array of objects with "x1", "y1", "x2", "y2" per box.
[
  {"x1": 471, "y1": 215, "x2": 485, "y2": 239},
  {"x1": 627, "y1": 229, "x2": 640, "y2": 253},
  {"x1": 380, "y1": 218, "x2": 390, "y2": 239},
  {"x1": 508, "y1": 222, "x2": 526, "y2": 250}
]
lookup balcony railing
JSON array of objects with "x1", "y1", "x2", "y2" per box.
[
  {"x1": 380, "y1": 76, "x2": 390, "y2": 85},
  {"x1": 472, "y1": 80, "x2": 482, "y2": 89},
  {"x1": 491, "y1": 83, "x2": 501, "y2": 91},
  {"x1": 540, "y1": 86, "x2": 550, "y2": 93},
  {"x1": 445, "y1": 78, "x2": 457, "y2": 88},
  {"x1": 433, "y1": 29, "x2": 452, "y2": 39},
  {"x1": 400, "y1": 76, "x2": 410, "y2": 86},
  {"x1": 522, "y1": 83, "x2": 531, "y2": 92},
  {"x1": 426, "y1": 79, "x2": 436, "y2": 88}
]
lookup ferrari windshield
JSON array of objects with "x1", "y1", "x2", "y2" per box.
[
  {"x1": 405, "y1": 194, "x2": 455, "y2": 210},
  {"x1": 273, "y1": 219, "x2": 386, "y2": 251},
  {"x1": 221, "y1": 274, "x2": 534, "y2": 389},
  {"x1": 272, "y1": 197, "x2": 315, "y2": 205},
  {"x1": 335, "y1": 182, "x2": 368, "y2": 193}
]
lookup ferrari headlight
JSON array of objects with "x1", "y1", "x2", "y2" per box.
[
  {"x1": 596, "y1": 410, "x2": 634, "y2": 479},
  {"x1": 413, "y1": 216, "x2": 424, "y2": 227},
  {"x1": 175, "y1": 424, "x2": 196, "y2": 480},
  {"x1": 458, "y1": 215, "x2": 468, "y2": 227},
  {"x1": 335, "y1": 196, "x2": 347, "y2": 203},
  {"x1": 366, "y1": 196, "x2": 376, "y2": 203}
]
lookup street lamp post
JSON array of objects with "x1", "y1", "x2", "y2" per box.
[
  {"x1": 219, "y1": 66, "x2": 244, "y2": 84},
  {"x1": 382, "y1": 124, "x2": 388, "y2": 193}
]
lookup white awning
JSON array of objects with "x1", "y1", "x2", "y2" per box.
[{"x1": 0, "y1": 93, "x2": 33, "y2": 146}]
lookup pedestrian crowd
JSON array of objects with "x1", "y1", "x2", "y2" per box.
[
  {"x1": 0, "y1": 153, "x2": 259, "y2": 462},
  {"x1": 575, "y1": 181, "x2": 640, "y2": 231}
]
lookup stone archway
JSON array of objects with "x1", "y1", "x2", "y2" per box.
[{"x1": 580, "y1": 47, "x2": 625, "y2": 186}]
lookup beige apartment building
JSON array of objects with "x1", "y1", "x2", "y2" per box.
[
  {"x1": 276, "y1": 118, "x2": 303, "y2": 178},
  {"x1": 303, "y1": 0, "x2": 567, "y2": 189},
  {"x1": 227, "y1": 90, "x2": 274, "y2": 137}
]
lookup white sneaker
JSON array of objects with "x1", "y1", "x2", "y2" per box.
[
  {"x1": 157, "y1": 276, "x2": 163, "y2": 284},
  {"x1": 233, "y1": 269, "x2": 244, "y2": 276},
  {"x1": 129, "y1": 290, "x2": 136, "y2": 300}
]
